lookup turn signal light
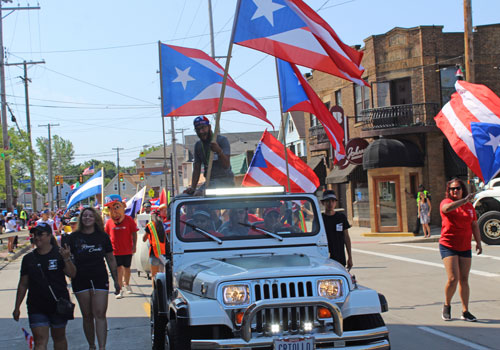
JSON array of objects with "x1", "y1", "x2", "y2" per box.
[
  {"x1": 317, "y1": 307, "x2": 331, "y2": 319},
  {"x1": 235, "y1": 312, "x2": 244, "y2": 325}
]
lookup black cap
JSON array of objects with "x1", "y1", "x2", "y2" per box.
[
  {"x1": 30, "y1": 222, "x2": 53, "y2": 235},
  {"x1": 321, "y1": 190, "x2": 337, "y2": 201}
]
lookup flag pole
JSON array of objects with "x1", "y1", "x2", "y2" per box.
[
  {"x1": 274, "y1": 58, "x2": 292, "y2": 192},
  {"x1": 101, "y1": 167, "x2": 104, "y2": 210},
  {"x1": 205, "y1": 0, "x2": 243, "y2": 187},
  {"x1": 158, "y1": 41, "x2": 171, "y2": 196}
]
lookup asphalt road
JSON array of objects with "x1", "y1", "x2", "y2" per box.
[{"x1": 0, "y1": 231, "x2": 499, "y2": 349}]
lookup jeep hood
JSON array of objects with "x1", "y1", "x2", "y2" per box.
[{"x1": 177, "y1": 254, "x2": 347, "y2": 297}]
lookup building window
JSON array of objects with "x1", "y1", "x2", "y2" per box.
[
  {"x1": 288, "y1": 120, "x2": 294, "y2": 133},
  {"x1": 335, "y1": 89, "x2": 342, "y2": 107},
  {"x1": 324, "y1": 101, "x2": 330, "y2": 110},
  {"x1": 440, "y1": 66, "x2": 458, "y2": 106},
  {"x1": 355, "y1": 85, "x2": 370, "y2": 122},
  {"x1": 310, "y1": 114, "x2": 318, "y2": 127},
  {"x1": 297, "y1": 143, "x2": 302, "y2": 156}
]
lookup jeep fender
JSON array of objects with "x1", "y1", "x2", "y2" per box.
[
  {"x1": 153, "y1": 272, "x2": 168, "y2": 317},
  {"x1": 173, "y1": 289, "x2": 234, "y2": 328},
  {"x1": 341, "y1": 286, "x2": 385, "y2": 318}
]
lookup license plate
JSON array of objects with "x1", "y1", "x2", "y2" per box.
[{"x1": 273, "y1": 336, "x2": 314, "y2": 350}]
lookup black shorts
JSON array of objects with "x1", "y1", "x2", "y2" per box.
[
  {"x1": 72, "y1": 274, "x2": 109, "y2": 293},
  {"x1": 439, "y1": 244, "x2": 472, "y2": 259},
  {"x1": 115, "y1": 254, "x2": 132, "y2": 268}
]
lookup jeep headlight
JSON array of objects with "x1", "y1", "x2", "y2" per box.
[
  {"x1": 223, "y1": 285, "x2": 250, "y2": 305},
  {"x1": 317, "y1": 279, "x2": 343, "y2": 299}
]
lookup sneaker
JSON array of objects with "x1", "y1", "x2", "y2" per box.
[
  {"x1": 115, "y1": 291, "x2": 124, "y2": 299},
  {"x1": 124, "y1": 285, "x2": 133, "y2": 294},
  {"x1": 442, "y1": 304, "x2": 451, "y2": 321},
  {"x1": 461, "y1": 311, "x2": 477, "y2": 322}
]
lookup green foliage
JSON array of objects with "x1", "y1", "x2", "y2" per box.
[{"x1": 142, "y1": 145, "x2": 161, "y2": 155}]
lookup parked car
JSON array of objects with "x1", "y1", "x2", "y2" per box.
[
  {"x1": 150, "y1": 187, "x2": 390, "y2": 349},
  {"x1": 473, "y1": 177, "x2": 500, "y2": 245}
]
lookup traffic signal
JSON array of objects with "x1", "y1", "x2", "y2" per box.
[
  {"x1": 55, "y1": 175, "x2": 60, "y2": 185},
  {"x1": 79, "y1": 175, "x2": 83, "y2": 183},
  {"x1": 118, "y1": 173, "x2": 124, "y2": 182},
  {"x1": 139, "y1": 172, "x2": 145, "y2": 181}
]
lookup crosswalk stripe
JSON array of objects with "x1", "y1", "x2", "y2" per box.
[
  {"x1": 390, "y1": 243, "x2": 500, "y2": 261},
  {"x1": 418, "y1": 326, "x2": 491, "y2": 350},
  {"x1": 352, "y1": 248, "x2": 500, "y2": 277}
]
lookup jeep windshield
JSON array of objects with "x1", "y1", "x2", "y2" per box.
[{"x1": 176, "y1": 196, "x2": 319, "y2": 242}]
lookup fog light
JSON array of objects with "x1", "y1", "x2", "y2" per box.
[
  {"x1": 271, "y1": 324, "x2": 280, "y2": 333},
  {"x1": 317, "y1": 307, "x2": 332, "y2": 319},
  {"x1": 304, "y1": 322, "x2": 313, "y2": 331}
]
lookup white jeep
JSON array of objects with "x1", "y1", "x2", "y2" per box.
[
  {"x1": 151, "y1": 187, "x2": 390, "y2": 349},
  {"x1": 473, "y1": 177, "x2": 500, "y2": 245}
]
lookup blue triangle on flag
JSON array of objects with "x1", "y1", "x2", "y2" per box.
[
  {"x1": 471, "y1": 122, "x2": 500, "y2": 184},
  {"x1": 249, "y1": 142, "x2": 267, "y2": 168}
]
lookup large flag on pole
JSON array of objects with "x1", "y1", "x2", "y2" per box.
[
  {"x1": 233, "y1": 0, "x2": 367, "y2": 86},
  {"x1": 125, "y1": 186, "x2": 146, "y2": 219},
  {"x1": 277, "y1": 58, "x2": 346, "y2": 162},
  {"x1": 434, "y1": 80, "x2": 500, "y2": 184},
  {"x1": 242, "y1": 130, "x2": 319, "y2": 192},
  {"x1": 159, "y1": 43, "x2": 272, "y2": 126},
  {"x1": 65, "y1": 170, "x2": 103, "y2": 212}
]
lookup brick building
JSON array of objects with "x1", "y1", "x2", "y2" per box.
[{"x1": 305, "y1": 24, "x2": 500, "y2": 233}]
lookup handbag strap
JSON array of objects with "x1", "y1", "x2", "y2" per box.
[{"x1": 33, "y1": 252, "x2": 58, "y2": 302}]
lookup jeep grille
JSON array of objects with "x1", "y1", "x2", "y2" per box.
[{"x1": 252, "y1": 279, "x2": 315, "y2": 333}]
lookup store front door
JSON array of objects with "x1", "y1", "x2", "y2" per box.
[{"x1": 374, "y1": 176, "x2": 402, "y2": 232}]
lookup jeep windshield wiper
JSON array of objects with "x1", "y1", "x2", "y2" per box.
[
  {"x1": 238, "y1": 222, "x2": 283, "y2": 241},
  {"x1": 181, "y1": 220, "x2": 222, "y2": 244}
]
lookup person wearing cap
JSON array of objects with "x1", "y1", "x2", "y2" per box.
[
  {"x1": 185, "y1": 116, "x2": 234, "y2": 194},
  {"x1": 37, "y1": 209, "x2": 57, "y2": 233},
  {"x1": 13, "y1": 222, "x2": 76, "y2": 349},
  {"x1": 142, "y1": 200, "x2": 152, "y2": 214},
  {"x1": 321, "y1": 190, "x2": 353, "y2": 270},
  {"x1": 5, "y1": 213, "x2": 18, "y2": 254},
  {"x1": 103, "y1": 194, "x2": 138, "y2": 299}
]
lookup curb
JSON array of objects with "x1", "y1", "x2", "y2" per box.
[
  {"x1": 1, "y1": 243, "x2": 31, "y2": 263},
  {"x1": 384, "y1": 236, "x2": 440, "y2": 244}
]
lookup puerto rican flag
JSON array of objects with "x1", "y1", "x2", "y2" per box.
[
  {"x1": 22, "y1": 328, "x2": 34, "y2": 349},
  {"x1": 242, "y1": 130, "x2": 319, "y2": 193},
  {"x1": 82, "y1": 164, "x2": 94, "y2": 175},
  {"x1": 277, "y1": 59, "x2": 345, "y2": 162},
  {"x1": 160, "y1": 43, "x2": 272, "y2": 126},
  {"x1": 234, "y1": 0, "x2": 367, "y2": 86},
  {"x1": 434, "y1": 80, "x2": 500, "y2": 184}
]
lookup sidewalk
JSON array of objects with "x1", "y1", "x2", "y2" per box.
[
  {"x1": 348, "y1": 225, "x2": 441, "y2": 244},
  {"x1": 0, "y1": 228, "x2": 32, "y2": 263}
]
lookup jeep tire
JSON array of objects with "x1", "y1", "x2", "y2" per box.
[
  {"x1": 166, "y1": 318, "x2": 190, "y2": 350},
  {"x1": 151, "y1": 294, "x2": 167, "y2": 350},
  {"x1": 478, "y1": 211, "x2": 500, "y2": 245}
]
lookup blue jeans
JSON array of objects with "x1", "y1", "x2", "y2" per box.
[{"x1": 28, "y1": 312, "x2": 67, "y2": 329}]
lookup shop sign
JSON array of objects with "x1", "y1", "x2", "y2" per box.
[{"x1": 345, "y1": 138, "x2": 369, "y2": 165}]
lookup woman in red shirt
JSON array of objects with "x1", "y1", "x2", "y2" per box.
[{"x1": 439, "y1": 178, "x2": 482, "y2": 322}]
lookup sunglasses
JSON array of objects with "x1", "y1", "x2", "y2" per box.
[{"x1": 449, "y1": 186, "x2": 462, "y2": 191}]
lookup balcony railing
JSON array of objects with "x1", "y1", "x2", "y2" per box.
[
  {"x1": 360, "y1": 103, "x2": 440, "y2": 131},
  {"x1": 309, "y1": 124, "x2": 329, "y2": 144}
]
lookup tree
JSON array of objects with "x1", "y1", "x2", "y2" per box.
[
  {"x1": 36, "y1": 135, "x2": 75, "y2": 193},
  {"x1": 9, "y1": 127, "x2": 35, "y2": 195}
]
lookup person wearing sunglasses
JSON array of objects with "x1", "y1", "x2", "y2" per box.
[
  {"x1": 13, "y1": 223, "x2": 76, "y2": 349},
  {"x1": 439, "y1": 178, "x2": 481, "y2": 322}
]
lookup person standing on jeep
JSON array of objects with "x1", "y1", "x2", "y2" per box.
[
  {"x1": 321, "y1": 190, "x2": 353, "y2": 270},
  {"x1": 185, "y1": 116, "x2": 234, "y2": 194}
]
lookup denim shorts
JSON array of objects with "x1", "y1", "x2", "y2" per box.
[
  {"x1": 439, "y1": 244, "x2": 472, "y2": 259},
  {"x1": 28, "y1": 312, "x2": 67, "y2": 329},
  {"x1": 149, "y1": 256, "x2": 162, "y2": 266}
]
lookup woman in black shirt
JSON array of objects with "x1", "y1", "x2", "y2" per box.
[
  {"x1": 66, "y1": 207, "x2": 119, "y2": 350},
  {"x1": 13, "y1": 222, "x2": 76, "y2": 349}
]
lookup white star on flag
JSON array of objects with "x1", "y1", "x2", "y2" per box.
[
  {"x1": 484, "y1": 132, "x2": 500, "y2": 153},
  {"x1": 172, "y1": 66, "x2": 195, "y2": 90},
  {"x1": 251, "y1": 0, "x2": 285, "y2": 26}
]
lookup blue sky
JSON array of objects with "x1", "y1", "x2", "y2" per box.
[{"x1": 5, "y1": 0, "x2": 499, "y2": 166}]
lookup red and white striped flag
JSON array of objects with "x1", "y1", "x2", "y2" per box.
[
  {"x1": 434, "y1": 80, "x2": 500, "y2": 181},
  {"x1": 242, "y1": 131, "x2": 319, "y2": 193}
]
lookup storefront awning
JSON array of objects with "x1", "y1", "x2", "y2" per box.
[
  {"x1": 326, "y1": 163, "x2": 358, "y2": 184},
  {"x1": 363, "y1": 138, "x2": 424, "y2": 170},
  {"x1": 307, "y1": 156, "x2": 323, "y2": 170}
]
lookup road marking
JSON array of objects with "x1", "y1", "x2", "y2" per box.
[
  {"x1": 391, "y1": 243, "x2": 500, "y2": 261},
  {"x1": 143, "y1": 302, "x2": 151, "y2": 317},
  {"x1": 418, "y1": 326, "x2": 491, "y2": 350},
  {"x1": 352, "y1": 248, "x2": 500, "y2": 277}
]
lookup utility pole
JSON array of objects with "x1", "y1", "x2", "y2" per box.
[
  {"x1": 0, "y1": 1, "x2": 40, "y2": 211},
  {"x1": 39, "y1": 123, "x2": 59, "y2": 210},
  {"x1": 176, "y1": 127, "x2": 189, "y2": 146},
  {"x1": 464, "y1": 0, "x2": 475, "y2": 84},
  {"x1": 112, "y1": 147, "x2": 123, "y2": 196},
  {"x1": 5, "y1": 60, "x2": 44, "y2": 212}
]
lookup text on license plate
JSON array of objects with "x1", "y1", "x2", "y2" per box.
[{"x1": 274, "y1": 337, "x2": 314, "y2": 350}]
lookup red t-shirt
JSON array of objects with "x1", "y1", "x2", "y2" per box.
[
  {"x1": 105, "y1": 215, "x2": 138, "y2": 256},
  {"x1": 439, "y1": 198, "x2": 477, "y2": 251}
]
